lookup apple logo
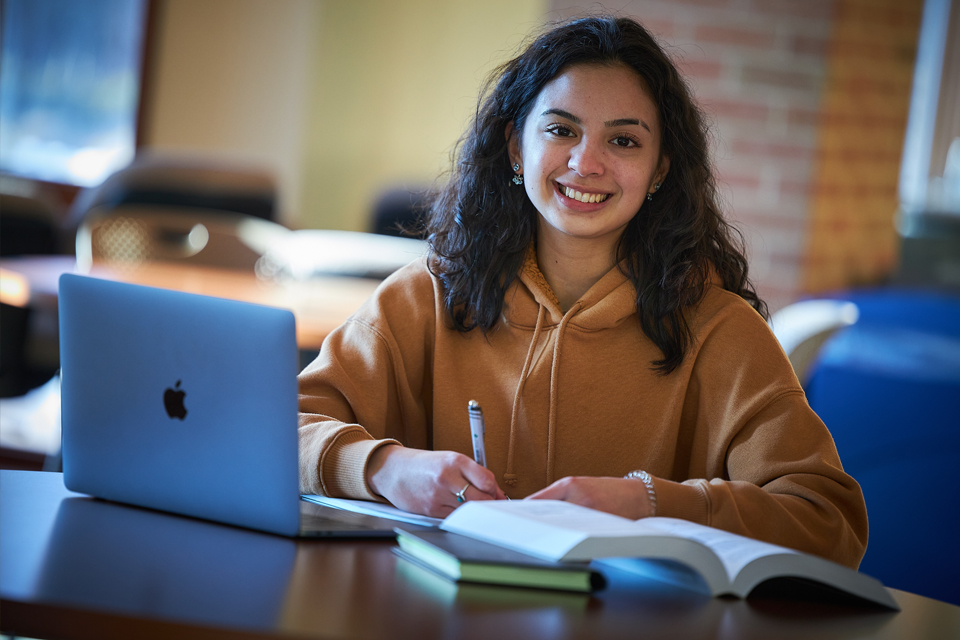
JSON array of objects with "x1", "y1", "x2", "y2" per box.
[{"x1": 163, "y1": 380, "x2": 188, "y2": 420}]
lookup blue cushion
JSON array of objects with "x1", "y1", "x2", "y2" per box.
[{"x1": 806, "y1": 290, "x2": 960, "y2": 606}]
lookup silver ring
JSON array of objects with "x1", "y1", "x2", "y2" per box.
[{"x1": 455, "y1": 483, "x2": 470, "y2": 503}]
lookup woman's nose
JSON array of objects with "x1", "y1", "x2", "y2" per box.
[{"x1": 568, "y1": 139, "x2": 604, "y2": 177}]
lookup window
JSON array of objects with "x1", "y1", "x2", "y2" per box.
[{"x1": 0, "y1": 0, "x2": 149, "y2": 187}]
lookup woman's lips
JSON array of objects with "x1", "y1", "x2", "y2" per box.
[
  {"x1": 555, "y1": 182, "x2": 611, "y2": 210},
  {"x1": 557, "y1": 182, "x2": 610, "y2": 203}
]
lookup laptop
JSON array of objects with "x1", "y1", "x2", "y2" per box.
[{"x1": 58, "y1": 273, "x2": 412, "y2": 538}]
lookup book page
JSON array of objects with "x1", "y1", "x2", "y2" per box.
[
  {"x1": 642, "y1": 518, "x2": 794, "y2": 581},
  {"x1": 301, "y1": 495, "x2": 442, "y2": 526},
  {"x1": 489, "y1": 501, "x2": 649, "y2": 535}
]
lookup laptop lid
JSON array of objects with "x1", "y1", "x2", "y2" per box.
[{"x1": 59, "y1": 274, "x2": 338, "y2": 537}]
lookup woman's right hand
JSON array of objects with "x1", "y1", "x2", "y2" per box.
[{"x1": 365, "y1": 444, "x2": 506, "y2": 518}]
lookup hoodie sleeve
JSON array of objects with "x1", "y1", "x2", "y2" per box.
[
  {"x1": 298, "y1": 261, "x2": 436, "y2": 500},
  {"x1": 652, "y1": 289, "x2": 869, "y2": 569}
]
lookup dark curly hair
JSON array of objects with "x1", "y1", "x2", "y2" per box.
[{"x1": 426, "y1": 15, "x2": 767, "y2": 374}]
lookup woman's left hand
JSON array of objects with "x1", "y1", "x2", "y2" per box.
[{"x1": 525, "y1": 476, "x2": 655, "y2": 520}]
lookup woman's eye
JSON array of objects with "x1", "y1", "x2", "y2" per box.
[
  {"x1": 546, "y1": 125, "x2": 574, "y2": 137},
  {"x1": 612, "y1": 135, "x2": 638, "y2": 147}
]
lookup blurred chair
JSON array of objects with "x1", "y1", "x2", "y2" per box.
[
  {"x1": 0, "y1": 193, "x2": 63, "y2": 397},
  {"x1": 76, "y1": 204, "x2": 290, "y2": 272},
  {"x1": 780, "y1": 290, "x2": 960, "y2": 606},
  {"x1": 71, "y1": 155, "x2": 289, "y2": 272},
  {"x1": 0, "y1": 193, "x2": 63, "y2": 257},
  {"x1": 69, "y1": 154, "x2": 278, "y2": 225},
  {"x1": 769, "y1": 299, "x2": 860, "y2": 386},
  {"x1": 370, "y1": 187, "x2": 428, "y2": 238}
]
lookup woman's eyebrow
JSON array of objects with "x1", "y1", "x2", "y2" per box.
[
  {"x1": 541, "y1": 109, "x2": 651, "y2": 133},
  {"x1": 605, "y1": 117, "x2": 650, "y2": 132},
  {"x1": 541, "y1": 108, "x2": 581, "y2": 123}
]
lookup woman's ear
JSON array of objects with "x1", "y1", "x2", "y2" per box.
[
  {"x1": 506, "y1": 121, "x2": 522, "y2": 167},
  {"x1": 654, "y1": 155, "x2": 670, "y2": 187}
]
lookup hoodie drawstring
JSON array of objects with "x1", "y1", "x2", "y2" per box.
[
  {"x1": 503, "y1": 303, "x2": 545, "y2": 487},
  {"x1": 545, "y1": 301, "x2": 581, "y2": 484}
]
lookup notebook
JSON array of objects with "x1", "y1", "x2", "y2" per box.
[{"x1": 58, "y1": 273, "x2": 409, "y2": 538}]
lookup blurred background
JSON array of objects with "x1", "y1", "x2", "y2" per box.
[
  {"x1": 2, "y1": 0, "x2": 958, "y2": 307},
  {"x1": 1, "y1": 0, "x2": 959, "y2": 605}
]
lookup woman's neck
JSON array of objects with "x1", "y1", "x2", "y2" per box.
[{"x1": 536, "y1": 231, "x2": 619, "y2": 313}]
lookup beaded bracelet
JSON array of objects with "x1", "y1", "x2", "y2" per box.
[{"x1": 624, "y1": 469, "x2": 658, "y2": 517}]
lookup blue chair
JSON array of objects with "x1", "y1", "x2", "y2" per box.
[{"x1": 803, "y1": 289, "x2": 960, "y2": 606}]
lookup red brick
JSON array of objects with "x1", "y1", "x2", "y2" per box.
[
  {"x1": 829, "y1": 39, "x2": 912, "y2": 61},
  {"x1": 747, "y1": 0, "x2": 835, "y2": 20},
  {"x1": 702, "y1": 99, "x2": 770, "y2": 120},
  {"x1": 788, "y1": 107, "x2": 821, "y2": 127},
  {"x1": 791, "y1": 36, "x2": 830, "y2": 56},
  {"x1": 660, "y1": 0, "x2": 734, "y2": 7},
  {"x1": 770, "y1": 251, "x2": 805, "y2": 266},
  {"x1": 675, "y1": 58, "x2": 723, "y2": 80},
  {"x1": 831, "y1": 76, "x2": 911, "y2": 95},
  {"x1": 780, "y1": 180, "x2": 811, "y2": 196},
  {"x1": 811, "y1": 183, "x2": 898, "y2": 198},
  {"x1": 716, "y1": 172, "x2": 762, "y2": 189},
  {"x1": 640, "y1": 18, "x2": 677, "y2": 39},
  {"x1": 818, "y1": 113, "x2": 906, "y2": 129},
  {"x1": 731, "y1": 139, "x2": 815, "y2": 160},
  {"x1": 741, "y1": 66, "x2": 820, "y2": 92},
  {"x1": 695, "y1": 25, "x2": 777, "y2": 49},
  {"x1": 827, "y1": 149, "x2": 902, "y2": 164},
  {"x1": 835, "y1": 3, "x2": 922, "y2": 28},
  {"x1": 734, "y1": 212, "x2": 807, "y2": 230}
]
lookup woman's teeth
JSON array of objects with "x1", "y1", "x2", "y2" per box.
[{"x1": 562, "y1": 186, "x2": 608, "y2": 203}]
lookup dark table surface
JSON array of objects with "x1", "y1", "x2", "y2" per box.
[{"x1": 2, "y1": 470, "x2": 958, "y2": 640}]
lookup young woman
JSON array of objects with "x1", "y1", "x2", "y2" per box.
[{"x1": 298, "y1": 16, "x2": 868, "y2": 568}]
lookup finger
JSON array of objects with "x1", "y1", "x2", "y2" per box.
[
  {"x1": 525, "y1": 480, "x2": 569, "y2": 501},
  {"x1": 459, "y1": 461, "x2": 502, "y2": 499},
  {"x1": 460, "y1": 482, "x2": 504, "y2": 503}
]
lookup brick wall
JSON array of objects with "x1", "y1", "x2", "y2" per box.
[
  {"x1": 549, "y1": 0, "x2": 921, "y2": 311},
  {"x1": 802, "y1": 0, "x2": 923, "y2": 293}
]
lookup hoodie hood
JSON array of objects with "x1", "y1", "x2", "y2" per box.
[{"x1": 504, "y1": 245, "x2": 639, "y2": 331}]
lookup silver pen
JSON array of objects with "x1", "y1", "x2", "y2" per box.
[{"x1": 467, "y1": 400, "x2": 487, "y2": 468}]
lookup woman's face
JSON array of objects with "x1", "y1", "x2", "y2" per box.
[{"x1": 509, "y1": 63, "x2": 669, "y2": 250}]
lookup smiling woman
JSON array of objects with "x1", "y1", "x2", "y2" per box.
[
  {"x1": 507, "y1": 64, "x2": 670, "y2": 311},
  {"x1": 297, "y1": 16, "x2": 870, "y2": 571}
]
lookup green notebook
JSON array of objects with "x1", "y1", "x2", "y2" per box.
[{"x1": 393, "y1": 528, "x2": 606, "y2": 593}]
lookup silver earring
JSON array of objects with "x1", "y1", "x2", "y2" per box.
[
  {"x1": 647, "y1": 182, "x2": 661, "y2": 202},
  {"x1": 512, "y1": 163, "x2": 523, "y2": 185}
]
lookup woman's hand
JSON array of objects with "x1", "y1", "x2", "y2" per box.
[
  {"x1": 525, "y1": 476, "x2": 655, "y2": 520},
  {"x1": 366, "y1": 445, "x2": 507, "y2": 518}
]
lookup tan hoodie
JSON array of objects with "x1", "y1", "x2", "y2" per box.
[{"x1": 298, "y1": 255, "x2": 868, "y2": 569}]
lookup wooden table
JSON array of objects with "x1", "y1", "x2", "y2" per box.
[
  {"x1": 0, "y1": 255, "x2": 382, "y2": 351},
  {"x1": 2, "y1": 471, "x2": 958, "y2": 640}
]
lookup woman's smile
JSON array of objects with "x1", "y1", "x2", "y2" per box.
[{"x1": 556, "y1": 182, "x2": 611, "y2": 204}]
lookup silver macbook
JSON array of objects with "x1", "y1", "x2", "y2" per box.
[{"x1": 58, "y1": 273, "x2": 406, "y2": 538}]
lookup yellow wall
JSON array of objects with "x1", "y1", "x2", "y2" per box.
[
  {"x1": 142, "y1": 0, "x2": 317, "y2": 226},
  {"x1": 300, "y1": 1, "x2": 546, "y2": 231}
]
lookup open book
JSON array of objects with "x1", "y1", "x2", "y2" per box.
[{"x1": 440, "y1": 500, "x2": 898, "y2": 609}]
